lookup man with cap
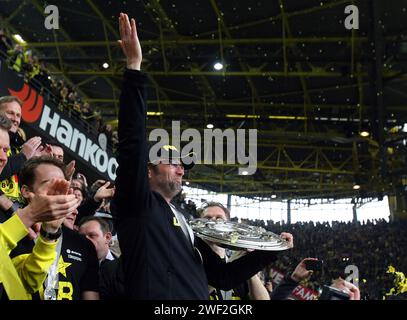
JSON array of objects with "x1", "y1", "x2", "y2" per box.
[{"x1": 113, "y1": 13, "x2": 292, "y2": 299}]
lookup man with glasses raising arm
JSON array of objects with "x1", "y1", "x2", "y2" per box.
[{"x1": 113, "y1": 12, "x2": 293, "y2": 299}]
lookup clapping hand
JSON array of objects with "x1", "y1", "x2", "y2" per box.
[{"x1": 18, "y1": 178, "x2": 79, "y2": 234}]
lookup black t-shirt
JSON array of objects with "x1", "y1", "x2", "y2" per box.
[
  {"x1": 10, "y1": 225, "x2": 99, "y2": 300},
  {"x1": 208, "y1": 255, "x2": 250, "y2": 301},
  {"x1": 99, "y1": 258, "x2": 126, "y2": 300}
]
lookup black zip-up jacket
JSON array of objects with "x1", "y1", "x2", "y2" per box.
[{"x1": 113, "y1": 69, "x2": 280, "y2": 300}]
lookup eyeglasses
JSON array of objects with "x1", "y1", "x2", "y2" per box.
[{"x1": 154, "y1": 159, "x2": 184, "y2": 169}]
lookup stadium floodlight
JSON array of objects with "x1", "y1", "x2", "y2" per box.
[
  {"x1": 359, "y1": 131, "x2": 370, "y2": 137},
  {"x1": 213, "y1": 62, "x2": 224, "y2": 70}
]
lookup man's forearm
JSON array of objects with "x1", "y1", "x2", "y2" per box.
[
  {"x1": 12, "y1": 236, "x2": 59, "y2": 293},
  {"x1": 199, "y1": 238, "x2": 279, "y2": 290},
  {"x1": 247, "y1": 275, "x2": 270, "y2": 300},
  {"x1": 0, "y1": 214, "x2": 29, "y2": 254}
]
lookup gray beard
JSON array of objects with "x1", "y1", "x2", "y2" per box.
[{"x1": 159, "y1": 180, "x2": 181, "y2": 199}]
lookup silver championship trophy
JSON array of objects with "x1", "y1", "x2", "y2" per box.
[{"x1": 189, "y1": 218, "x2": 291, "y2": 251}]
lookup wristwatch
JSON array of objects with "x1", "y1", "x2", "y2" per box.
[{"x1": 40, "y1": 226, "x2": 62, "y2": 240}]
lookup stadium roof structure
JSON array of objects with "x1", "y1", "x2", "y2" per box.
[{"x1": 2, "y1": 0, "x2": 407, "y2": 200}]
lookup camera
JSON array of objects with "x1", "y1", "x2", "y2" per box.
[{"x1": 319, "y1": 285, "x2": 350, "y2": 300}]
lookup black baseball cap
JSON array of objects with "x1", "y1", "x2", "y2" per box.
[{"x1": 148, "y1": 144, "x2": 196, "y2": 170}]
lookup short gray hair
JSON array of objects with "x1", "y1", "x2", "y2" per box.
[
  {"x1": 0, "y1": 96, "x2": 23, "y2": 109},
  {"x1": 0, "y1": 111, "x2": 12, "y2": 132}
]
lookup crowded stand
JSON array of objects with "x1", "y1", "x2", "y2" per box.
[
  {"x1": 176, "y1": 198, "x2": 407, "y2": 300},
  {"x1": 246, "y1": 218, "x2": 407, "y2": 300}
]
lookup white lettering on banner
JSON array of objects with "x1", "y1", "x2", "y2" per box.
[
  {"x1": 38, "y1": 105, "x2": 117, "y2": 180},
  {"x1": 292, "y1": 287, "x2": 303, "y2": 296},
  {"x1": 108, "y1": 157, "x2": 118, "y2": 179},
  {"x1": 39, "y1": 105, "x2": 59, "y2": 136},
  {"x1": 56, "y1": 119, "x2": 73, "y2": 147},
  {"x1": 269, "y1": 267, "x2": 318, "y2": 301},
  {"x1": 292, "y1": 286, "x2": 318, "y2": 300},
  {"x1": 70, "y1": 129, "x2": 86, "y2": 157},
  {"x1": 95, "y1": 149, "x2": 108, "y2": 172},
  {"x1": 84, "y1": 139, "x2": 99, "y2": 165},
  {"x1": 270, "y1": 269, "x2": 284, "y2": 284}
]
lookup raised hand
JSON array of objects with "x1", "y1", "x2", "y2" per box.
[
  {"x1": 343, "y1": 280, "x2": 361, "y2": 300},
  {"x1": 291, "y1": 258, "x2": 317, "y2": 282},
  {"x1": 65, "y1": 160, "x2": 76, "y2": 181},
  {"x1": 33, "y1": 143, "x2": 53, "y2": 157},
  {"x1": 76, "y1": 172, "x2": 88, "y2": 188},
  {"x1": 118, "y1": 12, "x2": 142, "y2": 70},
  {"x1": 94, "y1": 181, "x2": 115, "y2": 202},
  {"x1": 90, "y1": 179, "x2": 106, "y2": 192},
  {"x1": 332, "y1": 278, "x2": 361, "y2": 300},
  {"x1": 46, "y1": 178, "x2": 71, "y2": 196},
  {"x1": 280, "y1": 232, "x2": 294, "y2": 248}
]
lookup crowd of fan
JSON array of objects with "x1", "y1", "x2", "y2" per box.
[
  {"x1": 1, "y1": 26, "x2": 406, "y2": 300},
  {"x1": 172, "y1": 191, "x2": 407, "y2": 300},
  {"x1": 171, "y1": 188, "x2": 407, "y2": 300},
  {"x1": 0, "y1": 92, "x2": 405, "y2": 300},
  {"x1": 0, "y1": 29, "x2": 118, "y2": 149},
  {"x1": 0, "y1": 93, "x2": 120, "y2": 300},
  {"x1": 171, "y1": 191, "x2": 407, "y2": 300},
  {"x1": 228, "y1": 218, "x2": 406, "y2": 300},
  {"x1": 2, "y1": 100, "x2": 407, "y2": 301}
]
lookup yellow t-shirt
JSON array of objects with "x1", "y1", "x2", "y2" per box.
[{"x1": 0, "y1": 215, "x2": 59, "y2": 299}]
